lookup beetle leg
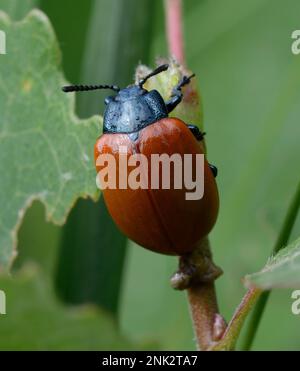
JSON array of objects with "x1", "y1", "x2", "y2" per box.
[
  {"x1": 186, "y1": 124, "x2": 216, "y2": 176},
  {"x1": 104, "y1": 96, "x2": 115, "y2": 105},
  {"x1": 209, "y1": 164, "x2": 218, "y2": 178},
  {"x1": 187, "y1": 124, "x2": 205, "y2": 141},
  {"x1": 128, "y1": 131, "x2": 139, "y2": 141},
  {"x1": 165, "y1": 74, "x2": 195, "y2": 113}
]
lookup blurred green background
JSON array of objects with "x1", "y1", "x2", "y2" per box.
[{"x1": 1, "y1": 0, "x2": 300, "y2": 350}]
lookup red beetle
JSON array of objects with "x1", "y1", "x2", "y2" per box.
[{"x1": 63, "y1": 64, "x2": 219, "y2": 256}]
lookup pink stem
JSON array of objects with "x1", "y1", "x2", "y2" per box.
[
  {"x1": 188, "y1": 282, "x2": 225, "y2": 350},
  {"x1": 164, "y1": 0, "x2": 185, "y2": 64}
]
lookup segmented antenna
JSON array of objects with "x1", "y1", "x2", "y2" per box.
[
  {"x1": 139, "y1": 64, "x2": 169, "y2": 87},
  {"x1": 62, "y1": 84, "x2": 120, "y2": 93}
]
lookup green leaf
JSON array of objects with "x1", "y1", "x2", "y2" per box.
[
  {"x1": 0, "y1": 0, "x2": 39, "y2": 20},
  {"x1": 240, "y1": 181, "x2": 300, "y2": 350},
  {"x1": 0, "y1": 10, "x2": 100, "y2": 270},
  {"x1": 0, "y1": 265, "x2": 131, "y2": 350},
  {"x1": 244, "y1": 237, "x2": 300, "y2": 290}
]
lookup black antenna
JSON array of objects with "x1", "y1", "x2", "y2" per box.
[
  {"x1": 139, "y1": 64, "x2": 169, "y2": 87},
  {"x1": 62, "y1": 84, "x2": 120, "y2": 93}
]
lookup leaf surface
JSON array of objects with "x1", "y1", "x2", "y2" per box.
[
  {"x1": 244, "y1": 237, "x2": 300, "y2": 289},
  {"x1": 0, "y1": 10, "x2": 100, "y2": 269}
]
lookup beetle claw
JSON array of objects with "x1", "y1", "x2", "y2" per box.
[{"x1": 209, "y1": 164, "x2": 218, "y2": 178}]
